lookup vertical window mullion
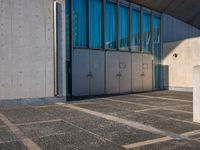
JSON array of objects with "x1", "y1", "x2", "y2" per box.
[
  {"x1": 140, "y1": 7, "x2": 143, "y2": 52},
  {"x1": 87, "y1": 0, "x2": 90, "y2": 48}
]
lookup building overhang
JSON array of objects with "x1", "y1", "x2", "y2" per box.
[{"x1": 130, "y1": 0, "x2": 200, "y2": 29}]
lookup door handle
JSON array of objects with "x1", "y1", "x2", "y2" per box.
[
  {"x1": 116, "y1": 73, "x2": 122, "y2": 77},
  {"x1": 140, "y1": 73, "x2": 145, "y2": 77},
  {"x1": 86, "y1": 72, "x2": 93, "y2": 78}
]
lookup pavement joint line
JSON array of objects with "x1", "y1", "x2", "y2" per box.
[
  {"x1": 0, "y1": 125, "x2": 6, "y2": 128},
  {"x1": 32, "y1": 105, "x2": 57, "y2": 109},
  {"x1": 123, "y1": 130, "x2": 200, "y2": 149},
  {"x1": 56, "y1": 103, "x2": 190, "y2": 140},
  {"x1": 134, "y1": 108, "x2": 161, "y2": 113},
  {"x1": 0, "y1": 139, "x2": 20, "y2": 145},
  {"x1": 15, "y1": 119, "x2": 62, "y2": 126},
  {"x1": 0, "y1": 112, "x2": 41, "y2": 150},
  {"x1": 102, "y1": 98, "x2": 192, "y2": 114},
  {"x1": 131, "y1": 94, "x2": 192, "y2": 103}
]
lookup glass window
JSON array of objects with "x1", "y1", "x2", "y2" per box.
[
  {"x1": 143, "y1": 12, "x2": 151, "y2": 52},
  {"x1": 119, "y1": 5, "x2": 129, "y2": 50},
  {"x1": 153, "y1": 16, "x2": 161, "y2": 62},
  {"x1": 90, "y1": 0, "x2": 103, "y2": 48},
  {"x1": 131, "y1": 9, "x2": 140, "y2": 51},
  {"x1": 106, "y1": 1, "x2": 117, "y2": 49},
  {"x1": 153, "y1": 16, "x2": 161, "y2": 89},
  {"x1": 73, "y1": 0, "x2": 87, "y2": 47}
]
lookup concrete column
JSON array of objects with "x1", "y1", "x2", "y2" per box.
[{"x1": 193, "y1": 66, "x2": 200, "y2": 123}]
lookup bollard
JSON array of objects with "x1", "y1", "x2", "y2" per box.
[{"x1": 193, "y1": 66, "x2": 200, "y2": 123}]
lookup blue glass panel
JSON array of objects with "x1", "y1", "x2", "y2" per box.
[
  {"x1": 90, "y1": 0, "x2": 103, "y2": 48},
  {"x1": 153, "y1": 16, "x2": 161, "y2": 62},
  {"x1": 73, "y1": 0, "x2": 87, "y2": 47},
  {"x1": 106, "y1": 1, "x2": 117, "y2": 49},
  {"x1": 119, "y1": 5, "x2": 129, "y2": 50},
  {"x1": 131, "y1": 9, "x2": 140, "y2": 51},
  {"x1": 153, "y1": 16, "x2": 161, "y2": 89},
  {"x1": 143, "y1": 12, "x2": 151, "y2": 52}
]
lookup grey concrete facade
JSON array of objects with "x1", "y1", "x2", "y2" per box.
[{"x1": 0, "y1": 0, "x2": 59, "y2": 100}]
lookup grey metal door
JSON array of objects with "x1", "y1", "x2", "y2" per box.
[
  {"x1": 90, "y1": 50, "x2": 105, "y2": 95},
  {"x1": 106, "y1": 51, "x2": 120, "y2": 94},
  {"x1": 132, "y1": 53, "x2": 143, "y2": 92},
  {"x1": 119, "y1": 52, "x2": 131, "y2": 93},
  {"x1": 142, "y1": 53, "x2": 153, "y2": 91},
  {"x1": 72, "y1": 49, "x2": 90, "y2": 96}
]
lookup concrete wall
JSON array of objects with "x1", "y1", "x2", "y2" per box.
[
  {"x1": 162, "y1": 14, "x2": 200, "y2": 91},
  {"x1": 0, "y1": 0, "x2": 55, "y2": 99},
  {"x1": 56, "y1": 0, "x2": 66, "y2": 96}
]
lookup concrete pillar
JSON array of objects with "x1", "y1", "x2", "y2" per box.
[{"x1": 193, "y1": 66, "x2": 200, "y2": 123}]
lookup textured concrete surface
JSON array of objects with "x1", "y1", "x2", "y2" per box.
[
  {"x1": 0, "y1": 0, "x2": 54, "y2": 99},
  {"x1": 163, "y1": 37, "x2": 200, "y2": 90},
  {"x1": 0, "y1": 91, "x2": 200, "y2": 150}
]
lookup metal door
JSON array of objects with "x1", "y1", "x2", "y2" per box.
[
  {"x1": 72, "y1": 49, "x2": 90, "y2": 96},
  {"x1": 119, "y1": 52, "x2": 131, "y2": 93},
  {"x1": 142, "y1": 53, "x2": 153, "y2": 91},
  {"x1": 106, "y1": 51, "x2": 120, "y2": 94},
  {"x1": 90, "y1": 50, "x2": 105, "y2": 95},
  {"x1": 132, "y1": 53, "x2": 143, "y2": 92}
]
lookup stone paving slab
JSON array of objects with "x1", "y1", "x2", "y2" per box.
[
  {"x1": 170, "y1": 105, "x2": 193, "y2": 112},
  {"x1": 189, "y1": 134, "x2": 200, "y2": 140},
  {"x1": 90, "y1": 124, "x2": 162, "y2": 145},
  {"x1": 0, "y1": 120, "x2": 4, "y2": 126},
  {"x1": 18, "y1": 121, "x2": 81, "y2": 139},
  {"x1": 139, "y1": 91, "x2": 192, "y2": 99},
  {"x1": 130, "y1": 139, "x2": 200, "y2": 150},
  {"x1": 76, "y1": 100, "x2": 150, "y2": 112},
  {"x1": 0, "y1": 107, "x2": 59, "y2": 124},
  {"x1": 0, "y1": 127, "x2": 16, "y2": 143},
  {"x1": 115, "y1": 111, "x2": 200, "y2": 134},
  {"x1": 110, "y1": 96, "x2": 190, "y2": 107},
  {"x1": 33, "y1": 131, "x2": 126, "y2": 150},
  {"x1": 0, "y1": 141, "x2": 28, "y2": 150},
  {"x1": 141, "y1": 109, "x2": 193, "y2": 121}
]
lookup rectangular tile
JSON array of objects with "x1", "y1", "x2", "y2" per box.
[
  {"x1": 0, "y1": 127, "x2": 16, "y2": 143},
  {"x1": 130, "y1": 139, "x2": 200, "y2": 150},
  {"x1": 0, "y1": 141, "x2": 28, "y2": 150},
  {"x1": 141, "y1": 109, "x2": 193, "y2": 121},
  {"x1": 111, "y1": 96, "x2": 190, "y2": 107},
  {"x1": 33, "y1": 130, "x2": 125, "y2": 150},
  {"x1": 0, "y1": 107, "x2": 59, "y2": 124}
]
